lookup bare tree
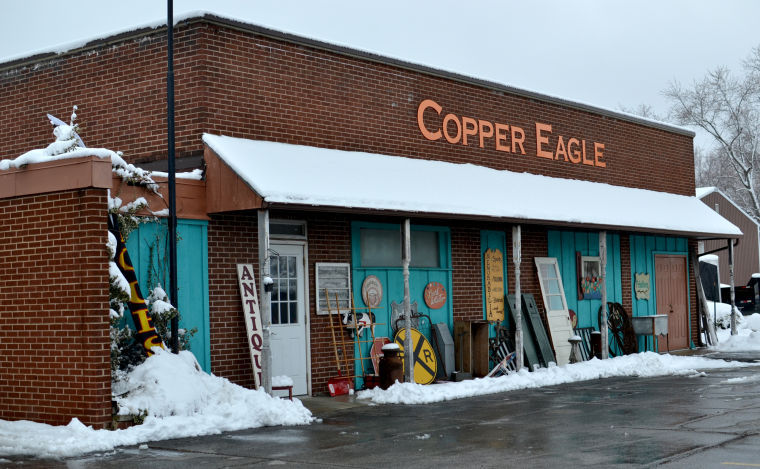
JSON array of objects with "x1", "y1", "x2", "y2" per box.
[{"x1": 665, "y1": 45, "x2": 760, "y2": 222}]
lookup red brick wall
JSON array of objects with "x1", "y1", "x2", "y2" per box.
[
  {"x1": 0, "y1": 19, "x2": 695, "y2": 196},
  {"x1": 620, "y1": 235, "x2": 633, "y2": 316},
  {"x1": 207, "y1": 213, "x2": 258, "y2": 388},
  {"x1": 0, "y1": 189, "x2": 111, "y2": 427},
  {"x1": 207, "y1": 211, "x2": 355, "y2": 395},
  {"x1": 304, "y1": 214, "x2": 352, "y2": 394},
  {"x1": 450, "y1": 225, "x2": 482, "y2": 321},
  {"x1": 689, "y1": 239, "x2": 701, "y2": 347}
]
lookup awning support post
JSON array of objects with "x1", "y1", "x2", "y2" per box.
[
  {"x1": 402, "y1": 219, "x2": 414, "y2": 383},
  {"x1": 728, "y1": 239, "x2": 737, "y2": 336},
  {"x1": 512, "y1": 225, "x2": 523, "y2": 371},
  {"x1": 258, "y1": 209, "x2": 273, "y2": 394},
  {"x1": 599, "y1": 231, "x2": 609, "y2": 359}
]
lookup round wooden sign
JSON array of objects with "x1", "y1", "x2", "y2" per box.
[
  {"x1": 361, "y1": 275, "x2": 383, "y2": 308},
  {"x1": 394, "y1": 328, "x2": 438, "y2": 385},
  {"x1": 423, "y1": 281, "x2": 447, "y2": 309}
]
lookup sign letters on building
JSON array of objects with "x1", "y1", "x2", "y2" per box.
[{"x1": 417, "y1": 99, "x2": 607, "y2": 168}]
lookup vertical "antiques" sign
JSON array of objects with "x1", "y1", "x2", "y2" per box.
[
  {"x1": 237, "y1": 264, "x2": 263, "y2": 389},
  {"x1": 484, "y1": 248, "x2": 505, "y2": 321}
]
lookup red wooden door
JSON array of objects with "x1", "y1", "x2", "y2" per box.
[{"x1": 655, "y1": 255, "x2": 689, "y2": 351}]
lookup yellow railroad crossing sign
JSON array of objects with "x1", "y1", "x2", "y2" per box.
[{"x1": 394, "y1": 328, "x2": 438, "y2": 385}]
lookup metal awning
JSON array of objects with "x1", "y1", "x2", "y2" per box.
[{"x1": 202, "y1": 134, "x2": 742, "y2": 239}]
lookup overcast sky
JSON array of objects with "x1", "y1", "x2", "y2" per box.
[{"x1": 3, "y1": 0, "x2": 759, "y2": 149}]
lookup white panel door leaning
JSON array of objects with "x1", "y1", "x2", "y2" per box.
[{"x1": 535, "y1": 257, "x2": 574, "y2": 366}]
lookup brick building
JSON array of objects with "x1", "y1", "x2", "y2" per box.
[{"x1": 0, "y1": 14, "x2": 741, "y2": 425}]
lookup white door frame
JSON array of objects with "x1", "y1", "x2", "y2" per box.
[{"x1": 270, "y1": 240, "x2": 311, "y2": 396}]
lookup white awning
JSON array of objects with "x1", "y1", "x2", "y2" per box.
[{"x1": 202, "y1": 134, "x2": 741, "y2": 239}]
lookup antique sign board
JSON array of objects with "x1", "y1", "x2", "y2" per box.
[{"x1": 237, "y1": 263, "x2": 263, "y2": 389}]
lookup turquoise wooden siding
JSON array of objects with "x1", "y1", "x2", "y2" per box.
[
  {"x1": 350, "y1": 222, "x2": 452, "y2": 381},
  {"x1": 547, "y1": 230, "x2": 622, "y2": 330},
  {"x1": 125, "y1": 219, "x2": 210, "y2": 371},
  {"x1": 629, "y1": 235, "x2": 690, "y2": 350},
  {"x1": 481, "y1": 230, "x2": 509, "y2": 338}
]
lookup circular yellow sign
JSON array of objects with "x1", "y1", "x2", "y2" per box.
[{"x1": 394, "y1": 328, "x2": 438, "y2": 385}]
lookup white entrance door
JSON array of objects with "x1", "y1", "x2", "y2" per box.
[
  {"x1": 535, "y1": 257, "x2": 574, "y2": 365},
  {"x1": 270, "y1": 244, "x2": 308, "y2": 396}
]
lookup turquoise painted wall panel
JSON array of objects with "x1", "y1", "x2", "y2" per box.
[
  {"x1": 351, "y1": 222, "x2": 452, "y2": 381},
  {"x1": 547, "y1": 230, "x2": 622, "y2": 330},
  {"x1": 125, "y1": 219, "x2": 210, "y2": 371},
  {"x1": 629, "y1": 234, "x2": 690, "y2": 351}
]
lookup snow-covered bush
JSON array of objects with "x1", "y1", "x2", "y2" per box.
[
  {"x1": 711, "y1": 301, "x2": 743, "y2": 329},
  {"x1": 31, "y1": 107, "x2": 195, "y2": 380},
  {"x1": 147, "y1": 285, "x2": 196, "y2": 352}
]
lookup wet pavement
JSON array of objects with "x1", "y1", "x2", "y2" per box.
[{"x1": 3, "y1": 350, "x2": 760, "y2": 468}]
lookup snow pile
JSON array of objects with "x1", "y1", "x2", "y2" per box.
[
  {"x1": 357, "y1": 352, "x2": 754, "y2": 405},
  {"x1": 713, "y1": 311, "x2": 760, "y2": 352},
  {"x1": 0, "y1": 350, "x2": 312, "y2": 459}
]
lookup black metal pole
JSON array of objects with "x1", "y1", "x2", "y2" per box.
[{"x1": 167, "y1": 0, "x2": 179, "y2": 354}]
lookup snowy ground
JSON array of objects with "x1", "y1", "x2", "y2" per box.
[
  {"x1": 356, "y1": 352, "x2": 755, "y2": 405},
  {"x1": 0, "y1": 350, "x2": 313, "y2": 459},
  {"x1": 1, "y1": 300, "x2": 759, "y2": 459},
  {"x1": 2, "y1": 345, "x2": 758, "y2": 460}
]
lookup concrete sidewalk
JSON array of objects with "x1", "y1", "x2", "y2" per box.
[{"x1": 4, "y1": 350, "x2": 760, "y2": 468}]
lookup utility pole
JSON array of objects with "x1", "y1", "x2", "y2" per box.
[{"x1": 167, "y1": 0, "x2": 179, "y2": 353}]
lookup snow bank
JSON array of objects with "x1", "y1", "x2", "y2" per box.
[
  {"x1": 357, "y1": 352, "x2": 754, "y2": 405},
  {"x1": 0, "y1": 350, "x2": 312, "y2": 459}
]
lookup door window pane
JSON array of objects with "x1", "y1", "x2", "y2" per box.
[
  {"x1": 270, "y1": 254, "x2": 300, "y2": 324},
  {"x1": 271, "y1": 303, "x2": 280, "y2": 325},
  {"x1": 549, "y1": 295, "x2": 564, "y2": 311},
  {"x1": 411, "y1": 231, "x2": 439, "y2": 268},
  {"x1": 360, "y1": 229, "x2": 401, "y2": 266}
]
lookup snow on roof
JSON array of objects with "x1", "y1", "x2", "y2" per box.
[
  {"x1": 696, "y1": 187, "x2": 716, "y2": 198},
  {"x1": 203, "y1": 134, "x2": 742, "y2": 239},
  {"x1": 695, "y1": 186, "x2": 760, "y2": 227},
  {"x1": 700, "y1": 254, "x2": 720, "y2": 266}
]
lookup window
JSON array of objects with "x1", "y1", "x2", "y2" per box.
[
  {"x1": 270, "y1": 220, "x2": 306, "y2": 239},
  {"x1": 359, "y1": 228, "x2": 440, "y2": 268},
  {"x1": 315, "y1": 263, "x2": 351, "y2": 314}
]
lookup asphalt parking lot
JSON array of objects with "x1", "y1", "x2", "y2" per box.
[{"x1": 4, "y1": 350, "x2": 760, "y2": 468}]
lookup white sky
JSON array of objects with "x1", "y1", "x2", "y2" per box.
[{"x1": 3, "y1": 0, "x2": 760, "y2": 149}]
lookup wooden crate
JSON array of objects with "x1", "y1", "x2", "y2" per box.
[{"x1": 454, "y1": 320, "x2": 490, "y2": 377}]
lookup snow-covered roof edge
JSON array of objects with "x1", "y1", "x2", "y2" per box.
[
  {"x1": 203, "y1": 134, "x2": 740, "y2": 239},
  {"x1": 0, "y1": 13, "x2": 695, "y2": 139},
  {"x1": 695, "y1": 186, "x2": 716, "y2": 198},
  {"x1": 696, "y1": 186, "x2": 760, "y2": 228}
]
